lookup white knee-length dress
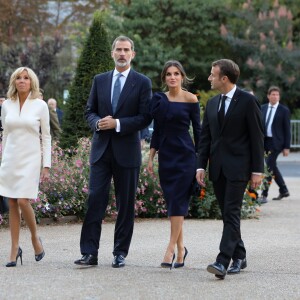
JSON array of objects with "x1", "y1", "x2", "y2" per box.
[{"x1": 0, "y1": 96, "x2": 51, "y2": 199}]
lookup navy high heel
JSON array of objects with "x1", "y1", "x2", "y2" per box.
[
  {"x1": 35, "y1": 237, "x2": 45, "y2": 262},
  {"x1": 6, "y1": 247, "x2": 23, "y2": 267},
  {"x1": 161, "y1": 253, "x2": 175, "y2": 270},
  {"x1": 174, "y1": 247, "x2": 188, "y2": 268}
]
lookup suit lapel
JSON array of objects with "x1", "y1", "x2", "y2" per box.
[
  {"x1": 262, "y1": 104, "x2": 268, "y2": 123},
  {"x1": 103, "y1": 71, "x2": 114, "y2": 114},
  {"x1": 272, "y1": 104, "x2": 281, "y2": 121},
  {"x1": 115, "y1": 69, "x2": 136, "y2": 113}
]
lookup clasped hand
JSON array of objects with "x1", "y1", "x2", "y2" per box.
[{"x1": 98, "y1": 116, "x2": 116, "y2": 130}]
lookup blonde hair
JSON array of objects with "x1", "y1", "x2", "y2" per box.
[{"x1": 7, "y1": 67, "x2": 40, "y2": 100}]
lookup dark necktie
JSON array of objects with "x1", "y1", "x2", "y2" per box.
[
  {"x1": 218, "y1": 95, "x2": 227, "y2": 126},
  {"x1": 112, "y1": 73, "x2": 122, "y2": 114},
  {"x1": 265, "y1": 106, "x2": 273, "y2": 134}
]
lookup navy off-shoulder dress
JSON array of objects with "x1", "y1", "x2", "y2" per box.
[{"x1": 150, "y1": 92, "x2": 201, "y2": 216}]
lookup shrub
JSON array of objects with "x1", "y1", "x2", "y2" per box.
[{"x1": 0, "y1": 138, "x2": 261, "y2": 225}]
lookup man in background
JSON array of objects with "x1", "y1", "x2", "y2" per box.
[
  {"x1": 39, "y1": 90, "x2": 61, "y2": 140},
  {"x1": 48, "y1": 98, "x2": 64, "y2": 127},
  {"x1": 259, "y1": 86, "x2": 291, "y2": 203}
]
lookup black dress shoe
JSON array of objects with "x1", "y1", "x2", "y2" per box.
[
  {"x1": 227, "y1": 258, "x2": 247, "y2": 274},
  {"x1": 112, "y1": 255, "x2": 125, "y2": 268},
  {"x1": 272, "y1": 192, "x2": 290, "y2": 200},
  {"x1": 74, "y1": 254, "x2": 98, "y2": 266},
  {"x1": 207, "y1": 262, "x2": 226, "y2": 278}
]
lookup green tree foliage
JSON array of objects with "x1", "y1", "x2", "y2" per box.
[
  {"x1": 0, "y1": 0, "x2": 108, "y2": 98},
  {"x1": 59, "y1": 11, "x2": 113, "y2": 149},
  {"x1": 106, "y1": 0, "x2": 232, "y2": 91},
  {"x1": 0, "y1": 0, "x2": 62, "y2": 94},
  {"x1": 224, "y1": 0, "x2": 300, "y2": 109},
  {"x1": 0, "y1": 34, "x2": 63, "y2": 91}
]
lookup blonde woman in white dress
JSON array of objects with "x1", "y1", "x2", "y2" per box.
[{"x1": 0, "y1": 67, "x2": 51, "y2": 267}]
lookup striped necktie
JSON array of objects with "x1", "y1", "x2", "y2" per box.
[
  {"x1": 112, "y1": 73, "x2": 122, "y2": 114},
  {"x1": 265, "y1": 106, "x2": 274, "y2": 134}
]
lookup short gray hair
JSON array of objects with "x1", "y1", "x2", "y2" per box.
[{"x1": 112, "y1": 35, "x2": 134, "y2": 51}]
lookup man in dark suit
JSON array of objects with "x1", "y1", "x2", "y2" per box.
[
  {"x1": 74, "y1": 36, "x2": 152, "y2": 268},
  {"x1": 196, "y1": 59, "x2": 264, "y2": 279},
  {"x1": 259, "y1": 86, "x2": 291, "y2": 203}
]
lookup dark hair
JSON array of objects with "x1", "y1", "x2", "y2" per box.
[
  {"x1": 212, "y1": 59, "x2": 240, "y2": 84},
  {"x1": 112, "y1": 35, "x2": 134, "y2": 51},
  {"x1": 268, "y1": 86, "x2": 280, "y2": 95},
  {"x1": 161, "y1": 60, "x2": 193, "y2": 90}
]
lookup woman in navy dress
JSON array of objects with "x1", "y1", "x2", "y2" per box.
[{"x1": 147, "y1": 61, "x2": 201, "y2": 268}]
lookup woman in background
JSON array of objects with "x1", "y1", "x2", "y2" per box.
[
  {"x1": 147, "y1": 60, "x2": 201, "y2": 269},
  {"x1": 0, "y1": 67, "x2": 51, "y2": 267}
]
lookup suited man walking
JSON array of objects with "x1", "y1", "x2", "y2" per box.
[
  {"x1": 74, "y1": 36, "x2": 152, "y2": 268},
  {"x1": 259, "y1": 86, "x2": 291, "y2": 203},
  {"x1": 196, "y1": 59, "x2": 264, "y2": 279}
]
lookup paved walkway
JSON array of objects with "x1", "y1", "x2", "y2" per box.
[
  {"x1": 0, "y1": 176, "x2": 299, "y2": 299},
  {"x1": 277, "y1": 151, "x2": 300, "y2": 162}
]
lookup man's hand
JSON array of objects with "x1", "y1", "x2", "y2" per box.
[
  {"x1": 196, "y1": 169, "x2": 206, "y2": 187},
  {"x1": 250, "y1": 173, "x2": 262, "y2": 189},
  {"x1": 282, "y1": 149, "x2": 290, "y2": 156},
  {"x1": 98, "y1": 116, "x2": 116, "y2": 130}
]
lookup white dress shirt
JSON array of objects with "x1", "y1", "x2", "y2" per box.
[
  {"x1": 265, "y1": 102, "x2": 279, "y2": 137},
  {"x1": 219, "y1": 85, "x2": 237, "y2": 114}
]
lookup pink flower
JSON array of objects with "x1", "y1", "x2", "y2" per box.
[{"x1": 75, "y1": 159, "x2": 83, "y2": 168}]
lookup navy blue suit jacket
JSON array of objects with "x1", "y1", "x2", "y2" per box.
[
  {"x1": 85, "y1": 69, "x2": 152, "y2": 168},
  {"x1": 198, "y1": 87, "x2": 264, "y2": 181},
  {"x1": 261, "y1": 103, "x2": 291, "y2": 151},
  {"x1": 56, "y1": 108, "x2": 63, "y2": 126}
]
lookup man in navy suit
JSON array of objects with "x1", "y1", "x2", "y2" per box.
[
  {"x1": 74, "y1": 36, "x2": 152, "y2": 268},
  {"x1": 259, "y1": 86, "x2": 291, "y2": 203},
  {"x1": 196, "y1": 59, "x2": 264, "y2": 279}
]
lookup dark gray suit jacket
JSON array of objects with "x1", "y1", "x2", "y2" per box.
[
  {"x1": 197, "y1": 87, "x2": 264, "y2": 181},
  {"x1": 85, "y1": 69, "x2": 152, "y2": 168}
]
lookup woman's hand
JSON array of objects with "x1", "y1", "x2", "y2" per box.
[{"x1": 40, "y1": 167, "x2": 50, "y2": 182}]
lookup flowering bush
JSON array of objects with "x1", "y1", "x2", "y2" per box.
[
  {"x1": 33, "y1": 138, "x2": 91, "y2": 222},
  {"x1": 0, "y1": 138, "x2": 262, "y2": 225}
]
